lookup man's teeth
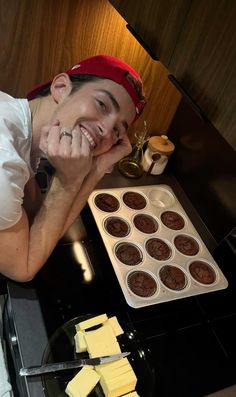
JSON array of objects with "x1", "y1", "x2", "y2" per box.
[{"x1": 80, "y1": 127, "x2": 96, "y2": 148}]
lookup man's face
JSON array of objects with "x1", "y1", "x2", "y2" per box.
[{"x1": 52, "y1": 79, "x2": 136, "y2": 156}]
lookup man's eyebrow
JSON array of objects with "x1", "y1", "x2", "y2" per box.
[
  {"x1": 100, "y1": 89, "x2": 120, "y2": 111},
  {"x1": 98, "y1": 89, "x2": 129, "y2": 131}
]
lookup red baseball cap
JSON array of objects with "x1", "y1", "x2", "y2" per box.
[{"x1": 27, "y1": 54, "x2": 146, "y2": 121}]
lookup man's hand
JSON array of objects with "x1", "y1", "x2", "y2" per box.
[
  {"x1": 93, "y1": 130, "x2": 132, "y2": 175},
  {"x1": 39, "y1": 122, "x2": 92, "y2": 189}
]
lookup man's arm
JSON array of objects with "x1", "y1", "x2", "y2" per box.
[
  {"x1": 0, "y1": 175, "x2": 83, "y2": 281},
  {"x1": 0, "y1": 129, "x2": 131, "y2": 282},
  {"x1": 0, "y1": 125, "x2": 92, "y2": 282},
  {"x1": 23, "y1": 177, "x2": 43, "y2": 224}
]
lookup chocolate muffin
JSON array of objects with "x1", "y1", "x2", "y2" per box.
[
  {"x1": 123, "y1": 192, "x2": 146, "y2": 210},
  {"x1": 133, "y1": 214, "x2": 158, "y2": 234},
  {"x1": 174, "y1": 235, "x2": 199, "y2": 256},
  {"x1": 189, "y1": 261, "x2": 216, "y2": 285},
  {"x1": 159, "y1": 265, "x2": 187, "y2": 291},
  {"x1": 127, "y1": 271, "x2": 157, "y2": 297},
  {"x1": 104, "y1": 217, "x2": 129, "y2": 237},
  {"x1": 161, "y1": 211, "x2": 185, "y2": 230},
  {"x1": 146, "y1": 238, "x2": 171, "y2": 261},
  {"x1": 94, "y1": 193, "x2": 119, "y2": 212},
  {"x1": 115, "y1": 243, "x2": 142, "y2": 266}
]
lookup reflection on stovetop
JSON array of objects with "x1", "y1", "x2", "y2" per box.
[{"x1": 34, "y1": 207, "x2": 236, "y2": 397}]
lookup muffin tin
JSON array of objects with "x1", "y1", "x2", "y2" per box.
[{"x1": 88, "y1": 185, "x2": 228, "y2": 308}]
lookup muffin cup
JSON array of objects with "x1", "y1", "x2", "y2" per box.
[
  {"x1": 132, "y1": 213, "x2": 159, "y2": 234},
  {"x1": 126, "y1": 269, "x2": 159, "y2": 299},
  {"x1": 145, "y1": 237, "x2": 173, "y2": 262},
  {"x1": 188, "y1": 259, "x2": 218, "y2": 286},
  {"x1": 103, "y1": 216, "x2": 130, "y2": 238},
  {"x1": 148, "y1": 188, "x2": 175, "y2": 208},
  {"x1": 122, "y1": 191, "x2": 147, "y2": 210},
  {"x1": 159, "y1": 264, "x2": 189, "y2": 292},
  {"x1": 94, "y1": 192, "x2": 120, "y2": 213},
  {"x1": 173, "y1": 233, "x2": 200, "y2": 257},
  {"x1": 160, "y1": 210, "x2": 186, "y2": 231},
  {"x1": 114, "y1": 241, "x2": 144, "y2": 266}
]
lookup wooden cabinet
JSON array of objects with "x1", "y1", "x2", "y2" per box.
[
  {"x1": 169, "y1": 0, "x2": 236, "y2": 151},
  {"x1": 109, "y1": 0, "x2": 236, "y2": 151},
  {"x1": 109, "y1": 0, "x2": 192, "y2": 65}
]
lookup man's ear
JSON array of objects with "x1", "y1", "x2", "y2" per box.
[{"x1": 50, "y1": 73, "x2": 72, "y2": 103}]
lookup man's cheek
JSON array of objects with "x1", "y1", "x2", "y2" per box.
[
  {"x1": 102, "y1": 135, "x2": 115, "y2": 150},
  {"x1": 93, "y1": 140, "x2": 114, "y2": 157}
]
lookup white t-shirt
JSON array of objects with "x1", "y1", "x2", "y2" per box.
[{"x1": 0, "y1": 91, "x2": 34, "y2": 230}]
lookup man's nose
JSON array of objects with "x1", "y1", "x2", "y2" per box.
[{"x1": 98, "y1": 117, "x2": 117, "y2": 137}]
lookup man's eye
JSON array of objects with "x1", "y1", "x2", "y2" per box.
[{"x1": 97, "y1": 100, "x2": 106, "y2": 112}]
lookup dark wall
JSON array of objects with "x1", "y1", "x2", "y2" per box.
[{"x1": 167, "y1": 98, "x2": 236, "y2": 243}]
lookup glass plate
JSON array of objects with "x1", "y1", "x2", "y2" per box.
[{"x1": 41, "y1": 314, "x2": 155, "y2": 397}]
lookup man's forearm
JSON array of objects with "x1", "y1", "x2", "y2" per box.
[
  {"x1": 60, "y1": 166, "x2": 105, "y2": 237},
  {"x1": 0, "y1": 175, "x2": 83, "y2": 281},
  {"x1": 28, "y1": 176, "x2": 80, "y2": 264},
  {"x1": 23, "y1": 177, "x2": 43, "y2": 224}
]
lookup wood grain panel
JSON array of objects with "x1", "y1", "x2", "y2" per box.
[
  {"x1": 169, "y1": 0, "x2": 236, "y2": 150},
  {"x1": 109, "y1": 0, "x2": 192, "y2": 64},
  {"x1": 0, "y1": 0, "x2": 181, "y2": 140}
]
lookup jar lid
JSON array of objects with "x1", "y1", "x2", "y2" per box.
[{"x1": 148, "y1": 135, "x2": 175, "y2": 155}]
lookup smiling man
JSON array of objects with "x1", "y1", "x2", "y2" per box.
[{"x1": 0, "y1": 55, "x2": 146, "y2": 282}]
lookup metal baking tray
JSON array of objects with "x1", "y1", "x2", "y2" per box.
[{"x1": 88, "y1": 185, "x2": 228, "y2": 308}]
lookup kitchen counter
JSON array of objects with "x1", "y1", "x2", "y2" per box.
[{"x1": 4, "y1": 168, "x2": 236, "y2": 397}]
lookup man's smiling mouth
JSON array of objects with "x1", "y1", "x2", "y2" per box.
[{"x1": 80, "y1": 126, "x2": 97, "y2": 148}]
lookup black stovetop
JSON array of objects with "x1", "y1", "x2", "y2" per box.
[
  {"x1": 5, "y1": 172, "x2": 236, "y2": 397},
  {"x1": 32, "y1": 205, "x2": 236, "y2": 397}
]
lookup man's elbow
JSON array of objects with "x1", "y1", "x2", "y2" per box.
[
  {"x1": 19, "y1": 274, "x2": 36, "y2": 283},
  {"x1": 10, "y1": 270, "x2": 37, "y2": 283}
]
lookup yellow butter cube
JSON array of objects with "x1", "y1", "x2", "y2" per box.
[
  {"x1": 74, "y1": 330, "x2": 87, "y2": 353},
  {"x1": 122, "y1": 392, "x2": 140, "y2": 397},
  {"x1": 84, "y1": 324, "x2": 121, "y2": 358},
  {"x1": 75, "y1": 314, "x2": 108, "y2": 331},
  {"x1": 95, "y1": 358, "x2": 129, "y2": 374},
  {"x1": 103, "y1": 316, "x2": 124, "y2": 337},
  {"x1": 96, "y1": 358, "x2": 131, "y2": 380},
  {"x1": 100, "y1": 369, "x2": 137, "y2": 397},
  {"x1": 96, "y1": 357, "x2": 137, "y2": 397},
  {"x1": 65, "y1": 366, "x2": 100, "y2": 397}
]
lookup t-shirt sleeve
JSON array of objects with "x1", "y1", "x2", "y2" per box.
[{"x1": 0, "y1": 151, "x2": 29, "y2": 230}]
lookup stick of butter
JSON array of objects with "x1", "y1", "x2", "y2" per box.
[
  {"x1": 74, "y1": 330, "x2": 87, "y2": 353},
  {"x1": 99, "y1": 369, "x2": 137, "y2": 397},
  {"x1": 96, "y1": 357, "x2": 137, "y2": 397},
  {"x1": 103, "y1": 316, "x2": 124, "y2": 337},
  {"x1": 75, "y1": 314, "x2": 108, "y2": 331},
  {"x1": 65, "y1": 366, "x2": 100, "y2": 397},
  {"x1": 84, "y1": 324, "x2": 121, "y2": 358}
]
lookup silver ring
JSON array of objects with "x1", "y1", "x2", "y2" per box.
[{"x1": 59, "y1": 130, "x2": 73, "y2": 141}]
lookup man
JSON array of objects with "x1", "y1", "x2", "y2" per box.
[{"x1": 0, "y1": 55, "x2": 146, "y2": 282}]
